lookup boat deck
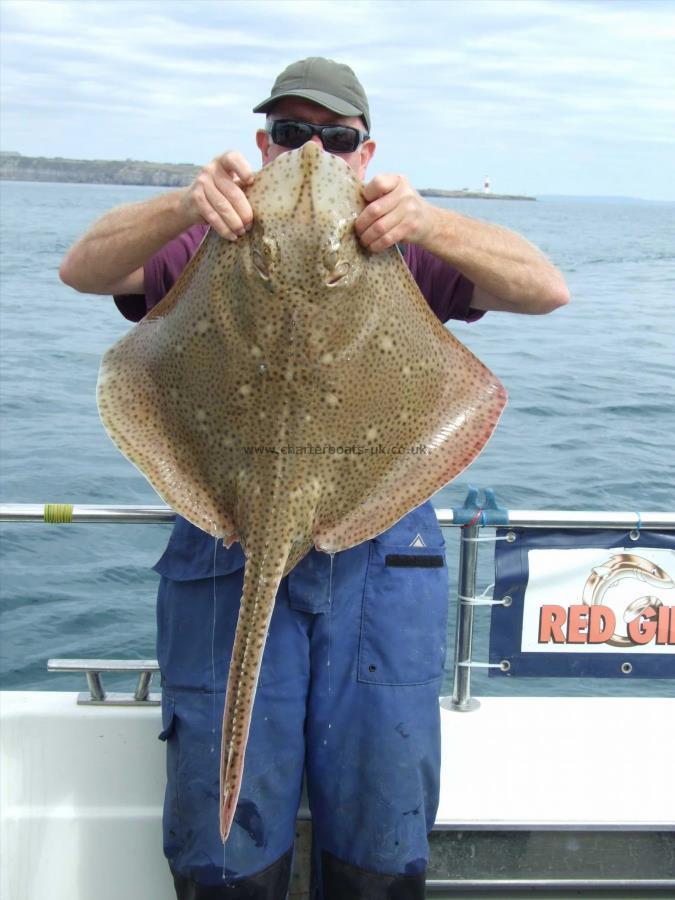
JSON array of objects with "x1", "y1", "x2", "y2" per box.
[{"x1": 2, "y1": 690, "x2": 673, "y2": 899}]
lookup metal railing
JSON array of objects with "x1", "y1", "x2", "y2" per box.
[
  {"x1": 2, "y1": 502, "x2": 675, "y2": 530},
  {"x1": 2, "y1": 500, "x2": 674, "y2": 709},
  {"x1": 47, "y1": 658, "x2": 160, "y2": 705}
]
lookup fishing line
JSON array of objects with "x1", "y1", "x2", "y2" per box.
[
  {"x1": 212, "y1": 536, "x2": 230, "y2": 881},
  {"x1": 211, "y1": 536, "x2": 218, "y2": 755},
  {"x1": 327, "y1": 552, "x2": 335, "y2": 697}
]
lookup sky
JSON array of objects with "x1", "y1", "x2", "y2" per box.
[{"x1": 1, "y1": 0, "x2": 674, "y2": 200}]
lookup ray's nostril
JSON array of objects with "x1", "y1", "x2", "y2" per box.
[
  {"x1": 252, "y1": 249, "x2": 270, "y2": 280},
  {"x1": 326, "y1": 262, "x2": 349, "y2": 286}
]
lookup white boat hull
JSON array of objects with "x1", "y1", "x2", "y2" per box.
[{"x1": 2, "y1": 691, "x2": 674, "y2": 899}]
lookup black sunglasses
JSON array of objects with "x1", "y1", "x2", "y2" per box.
[{"x1": 266, "y1": 119, "x2": 370, "y2": 154}]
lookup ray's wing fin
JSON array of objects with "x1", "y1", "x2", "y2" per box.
[
  {"x1": 313, "y1": 249, "x2": 507, "y2": 552},
  {"x1": 96, "y1": 230, "x2": 239, "y2": 538}
]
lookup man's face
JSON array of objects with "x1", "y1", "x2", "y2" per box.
[{"x1": 256, "y1": 97, "x2": 376, "y2": 179}]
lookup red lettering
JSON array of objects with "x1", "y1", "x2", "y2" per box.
[
  {"x1": 536, "y1": 605, "x2": 675, "y2": 646},
  {"x1": 539, "y1": 605, "x2": 567, "y2": 643},
  {"x1": 656, "y1": 605, "x2": 671, "y2": 645},
  {"x1": 627, "y1": 606, "x2": 658, "y2": 645},
  {"x1": 588, "y1": 606, "x2": 616, "y2": 643},
  {"x1": 567, "y1": 605, "x2": 589, "y2": 643}
]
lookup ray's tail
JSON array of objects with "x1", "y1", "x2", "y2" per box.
[{"x1": 219, "y1": 542, "x2": 291, "y2": 842}]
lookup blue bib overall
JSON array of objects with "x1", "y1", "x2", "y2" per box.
[{"x1": 156, "y1": 501, "x2": 448, "y2": 896}]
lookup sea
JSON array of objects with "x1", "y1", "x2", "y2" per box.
[{"x1": 0, "y1": 180, "x2": 673, "y2": 698}]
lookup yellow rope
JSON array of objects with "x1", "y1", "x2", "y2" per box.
[{"x1": 44, "y1": 503, "x2": 73, "y2": 524}]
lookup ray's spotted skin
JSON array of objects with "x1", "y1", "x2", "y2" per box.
[{"x1": 96, "y1": 142, "x2": 507, "y2": 841}]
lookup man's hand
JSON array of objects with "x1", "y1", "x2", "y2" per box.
[
  {"x1": 355, "y1": 171, "x2": 569, "y2": 314},
  {"x1": 355, "y1": 174, "x2": 437, "y2": 253},
  {"x1": 182, "y1": 151, "x2": 256, "y2": 241},
  {"x1": 60, "y1": 150, "x2": 258, "y2": 295}
]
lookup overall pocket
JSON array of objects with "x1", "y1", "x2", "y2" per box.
[
  {"x1": 158, "y1": 691, "x2": 176, "y2": 742},
  {"x1": 158, "y1": 692, "x2": 182, "y2": 855},
  {"x1": 153, "y1": 515, "x2": 245, "y2": 581},
  {"x1": 357, "y1": 503, "x2": 449, "y2": 686}
]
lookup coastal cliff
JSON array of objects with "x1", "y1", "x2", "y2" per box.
[
  {"x1": 0, "y1": 152, "x2": 535, "y2": 199},
  {"x1": 419, "y1": 188, "x2": 535, "y2": 201},
  {"x1": 0, "y1": 152, "x2": 200, "y2": 187}
]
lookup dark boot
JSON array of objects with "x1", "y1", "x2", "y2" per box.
[
  {"x1": 320, "y1": 849, "x2": 425, "y2": 900},
  {"x1": 171, "y1": 849, "x2": 292, "y2": 899}
]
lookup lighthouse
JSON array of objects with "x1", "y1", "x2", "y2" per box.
[{"x1": 483, "y1": 176, "x2": 491, "y2": 193}]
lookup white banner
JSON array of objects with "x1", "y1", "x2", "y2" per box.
[{"x1": 522, "y1": 547, "x2": 675, "y2": 654}]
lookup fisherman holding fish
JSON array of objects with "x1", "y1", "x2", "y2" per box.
[{"x1": 61, "y1": 58, "x2": 567, "y2": 900}]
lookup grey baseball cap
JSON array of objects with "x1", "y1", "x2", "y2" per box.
[{"x1": 253, "y1": 57, "x2": 371, "y2": 132}]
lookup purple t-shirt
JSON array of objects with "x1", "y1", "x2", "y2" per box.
[
  {"x1": 114, "y1": 223, "x2": 482, "y2": 324},
  {"x1": 113, "y1": 225, "x2": 483, "y2": 574}
]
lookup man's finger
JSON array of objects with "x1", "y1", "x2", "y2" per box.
[
  {"x1": 201, "y1": 180, "x2": 249, "y2": 237},
  {"x1": 212, "y1": 171, "x2": 255, "y2": 231},
  {"x1": 362, "y1": 173, "x2": 400, "y2": 203},
  {"x1": 355, "y1": 189, "x2": 399, "y2": 235},
  {"x1": 217, "y1": 151, "x2": 255, "y2": 186},
  {"x1": 193, "y1": 191, "x2": 238, "y2": 241},
  {"x1": 358, "y1": 207, "x2": 406, "y2": 251}
]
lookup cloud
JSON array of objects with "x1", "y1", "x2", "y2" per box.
[{"x1": 1, "y1": 0, "x2": 674, "y2": 198}]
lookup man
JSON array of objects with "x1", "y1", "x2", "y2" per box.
[{"x1": 61, "y1": 58, "x2": 568, "y2": 899}]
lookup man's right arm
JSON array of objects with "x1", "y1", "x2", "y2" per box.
[{"x1": 59, "y1": 151, "x2": 256, "y2": 296}]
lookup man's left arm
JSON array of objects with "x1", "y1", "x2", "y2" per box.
[{"x1": 355, "y1": 174, "x2": 569, "y2": 315}]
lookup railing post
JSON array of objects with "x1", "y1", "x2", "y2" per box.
[
  {"x1": 134, "y1": 671, "x2": 152, "y2": 702},
  {"x1": 85, "y1": 670, "x2": 105, "y2": 701},
  {"x1": 450, "y1": 523, "x2": 480, "y2": 711},
  {"x1": 47, "y1": 659, "x2": 160, "y2": 705}
]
